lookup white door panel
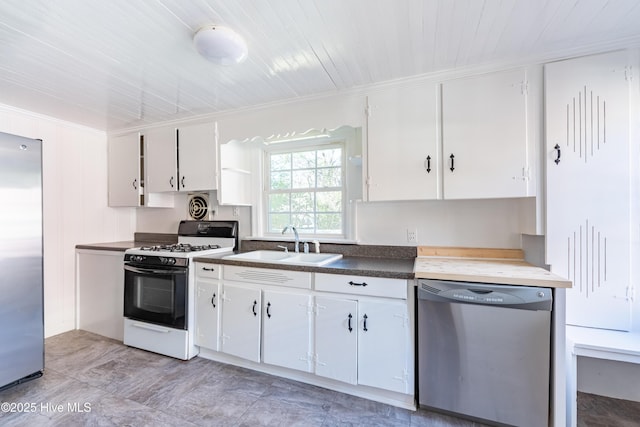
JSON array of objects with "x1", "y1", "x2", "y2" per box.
[
  {"x1": 545, "y1": 50, "x2": 632, "y2": 331},
  {"x1": 315, "y1": 296, "x2": 357, "y2": 384}
]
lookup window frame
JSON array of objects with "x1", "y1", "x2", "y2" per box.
[{"x1": 262, "y1": 139, "x2": 347, "y2": 240}]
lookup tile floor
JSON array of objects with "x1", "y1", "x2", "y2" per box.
[{"x1": 0, "y1": 330, "x2": 637, "y2": 426}]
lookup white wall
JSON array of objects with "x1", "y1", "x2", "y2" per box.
[
  {"x1": 356, "y1": 197, "x2": 536, "y2": 247},
  {"x1": 0, "y1": 104, "x2": 136, "y2": 338}
]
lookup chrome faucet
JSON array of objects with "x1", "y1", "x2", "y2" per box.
[{"x1": 281, "y1": 225, "x2": 300, "y2": 253}]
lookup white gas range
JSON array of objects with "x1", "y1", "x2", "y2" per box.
[{"x1": 123, "y1": 220, "x2": 238, "y2": 360}]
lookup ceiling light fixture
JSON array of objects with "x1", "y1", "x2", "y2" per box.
[{"x1": 193, "y1": 25, "x2": 248, "y2": 65}]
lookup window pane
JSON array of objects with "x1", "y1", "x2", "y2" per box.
[
  {"x1": 317, "y1": 167, "x2": 341, "y2": 188},
  {"x1": 269, "y1": 213, "x2": 290, "y2": 232},
  {"x1": 291, "y1": 213, "x2": 314, "y2": 231},
  {"x1": 291, "y1": 192, "x2": 314, "y2": 212},
  {"x1": 316, "y1": 213, "x2": 341, "y2": 234},
  {"x1": 271, "y1": 153, "x2": 291, "y2": 171},
  {"x1": 317, "y1": 148, "x2": 341, "y2": 167},
  {"x1": 292, "y1": 170, "x2": 315, "y2": 188},
  {"x1": 270, "y1": 171, "x2": 291, "y2": 190},
  {"x1": 316, "y1": 191, "x2": 341, "y2": 212},
  {"x1": 292, "y1": 151, "x2": 316, "y2": 169},
  {"x1": 269, "y1": 193, "x2": 290, "y2": 212}
]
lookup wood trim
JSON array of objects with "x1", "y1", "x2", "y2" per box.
[{"x1": 417, "y1": 246, "x2": 524, "y2": 260}]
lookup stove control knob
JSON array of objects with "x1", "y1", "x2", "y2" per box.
[
  {"x1": 166, "y1": 258, "x2": 176, "y2": 265},
  {"x1": 132, "y1": 255, "x2": 144, "y2": 263}
]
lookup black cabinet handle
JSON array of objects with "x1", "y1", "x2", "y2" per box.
[
  {"x1": 449, "y1": 154, "x2": 455, "y2": 172},
  {"x1": 266, "y1": 302, "x2": 272, "y2": 318},
  {"x1": 169, "y1": 176, "x2": 174, "y2": 188},
  {"x1": 181, "y1": 176, "x2": 185, "y2": 188},
  {"x1": 132, "y1": 179, "x2": 137, "y2": 190},
  {"x1": 202, "y1": 267, "x2": 215, "y2": 272},
  {"x1": 363, "y1": 314, "x2": 368, "y2": 332},
  {"x1": 424, "y1": 156, "x2": 432, "y2": 173},
  {"x1": 210, "y1": 293, "x2": 216, "y2": 308},
  {"x1": 554, "y1": 144, "x2": 561, "y2": 165},
  {"x1": 252, "y1": 300, "x2": 257, "y2": 316},
  {"x1": 348, "y1": 313, "x2": 353, "y2": 332},
  {"x1": 348, "y1": 281, "x2": 368, "y2": 287}
]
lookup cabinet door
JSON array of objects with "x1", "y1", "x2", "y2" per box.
[
  {"x1": 366, "y1": 82, "x2": 439, "y2": 201},
  {"x1": 442, "y1": 69, "x2": 529, "y2": 199},
  {"x1": 108, "y1": 133, "x2": 140, "y2": 206},
  {"x1": 545, "y1": 51, "x2": 632, "y2": 331},
  {"x1": 220, "y1": 283, "x2": 261, "y2": 362},
  {"x1": 145, "y1": 127, "x2": 177, "y2": 193},
  {"x1": 315, "y1": 296, "x2": 357, "y2": 384},
  {"x1": 262, "y1": 290, "x2": 312, "y2": 372},
  {"x1": 357, "y1": 299, "x2": 409, "y2": 394},
  {"x1": 195, "y1": 279, "x2": 220, "y2": 351},
  {"x1": 178, "y1": 122, "x2": 217, "y2": 192}
]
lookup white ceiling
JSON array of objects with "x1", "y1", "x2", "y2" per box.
[{"x1": 1, "y1": 0, "x2": 640, "y2": 132}]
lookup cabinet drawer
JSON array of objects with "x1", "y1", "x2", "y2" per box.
[
  {"x1": 195, "y1": 263, "x2": 221, "y2": 280},
  {"x1": 224, "y1": 265, "x2": 312, "y2": 289},
  {"x1": 315, "y1": 273, "x2": 407, "y2": 299}
]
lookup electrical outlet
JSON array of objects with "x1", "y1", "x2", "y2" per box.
[
  {"x1": 407, "y1": 228, "x2": 418, "y2": 243},
  {"x1": 232, "y1": 206, "x2": 239, "y2": 217}
]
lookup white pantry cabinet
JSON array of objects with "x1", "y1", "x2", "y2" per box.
[
  {"x1": 545, "y1": 50, "x2": 633, "y2": 331},
  {"x1": 441, "y1": 68, "x2": 531, "y2": 199},
  {"x1": 145, "y1": 122, "x2": 217, "y2": 193},
  {"x1": 366, "y1": 81, "x2": 439, "y2": 201},
  {"x1": 220, "y1": 283, "x2": 262, "y2": 362},
  {"x1": 262, "y1": 289, "x2": 312, "y2": 372},
  {"x1": 107, "y1": 132, "x2": 173, "y2": 207}
]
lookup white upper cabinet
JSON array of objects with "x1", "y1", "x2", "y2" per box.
[
  {"x1": 366, "y1": 81, "x2": 439, "y2": 201},
  {"x1": 108, "y1": 133, "x2": 140, "y2": 206},
  {"x1": 144, "y1": 122, "x2": 217, "y2": 193},
  {"x1": 144, "y1": 126, "x2": 177, "y2": 193},
  {"x1": 107, "y1": 132, "x2": 173, "y2": 207},
  {"x1": 178, "y1": 122, "x2": 217, "y2": 192},
  {"x1": 441, "y1": 68, "x2": 531, "y2": 199}
]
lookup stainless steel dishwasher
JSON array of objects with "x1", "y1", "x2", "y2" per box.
[{"x1": 417, "y1": 279, "x2": 553, "y2": 427}]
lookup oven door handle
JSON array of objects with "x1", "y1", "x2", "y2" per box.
[{"x1": 124, "y1": 264, "x2": 186, "y2": 275}]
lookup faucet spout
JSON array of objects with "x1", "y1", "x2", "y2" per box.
[{"x1": 281, "y1": 225, "x2": 300, "y2": 253}]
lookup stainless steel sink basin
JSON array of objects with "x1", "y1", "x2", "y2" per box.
[{"x1": 223, "y1": 250, "x2": 342, "y2": 266}]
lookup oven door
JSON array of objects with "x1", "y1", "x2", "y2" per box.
[{"x1": 124, "y1": 263, "x2": 188, "y2": 330}]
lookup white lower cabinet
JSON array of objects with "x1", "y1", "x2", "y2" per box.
[
  {"x1": 220, "y1": 283, "x2": 262, "y2": 363},
  {"x1": 194, "y1": 264, "x2": 413, "y2": 404},
  {"x1": 314, "y1": 295, "x2": 410, "y2": 394},
  {"x1": 195, "y1": 279, "x2": 220, "y2": 351},
  {"x1": 357, "y1": 298, "x2": 410, "y2": 393},
  {"x1": 262, "y1": 289, "x2": 312, "y2": 372},
  {"x1": 315, "y1": 296, "x2": 358, "y2": 384}
]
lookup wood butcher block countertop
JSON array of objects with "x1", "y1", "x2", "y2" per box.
[{"x1": 414, "y1": 246, "x2": 572, "y2": 289}]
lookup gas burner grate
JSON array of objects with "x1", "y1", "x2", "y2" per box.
[{"x1": 139, "y1": 243, "x2": 221, "y2": 253}]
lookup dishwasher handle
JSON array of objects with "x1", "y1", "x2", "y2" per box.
[{"x1": 418, "y1": 279, "x2": 553, "y2": 312}]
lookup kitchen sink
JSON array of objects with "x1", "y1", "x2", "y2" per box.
[{"x1": 223, "y1": 250, "x2": 342, "y2": 266}]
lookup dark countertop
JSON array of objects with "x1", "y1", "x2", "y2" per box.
[
  {"x1": 75, "y1": 240, "x2": 416, "y2": 279},
  {"x1": 194, "y1": 253, "x2": 415, "y2": 280}
]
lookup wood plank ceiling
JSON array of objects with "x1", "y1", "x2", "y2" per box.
[{"x1": 0, "y1": 0, "x2": 639, "y2": 132}]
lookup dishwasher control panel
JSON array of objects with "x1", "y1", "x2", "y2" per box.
[{"x1": 418, "y1": 279, "x2": 553, "y2": 311}]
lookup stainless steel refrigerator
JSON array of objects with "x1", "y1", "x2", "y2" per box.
[{"x1": 0, "y1": 132, "x2": 44, "y2": 390}]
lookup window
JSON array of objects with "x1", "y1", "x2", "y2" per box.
[{"x1": 265, "y1": 143, "x2": 344, "y2": 237}]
